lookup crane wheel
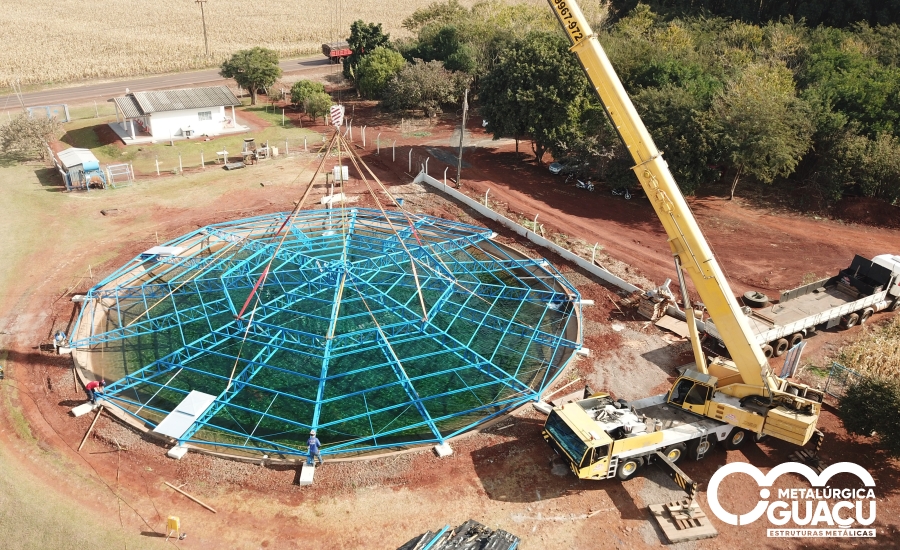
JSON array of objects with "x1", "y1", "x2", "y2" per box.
[
  {"x1": 688, "y1": 438, "x2": 713, "y2": 461},
  {"x1": 789, "y1": 333, "x2": 803, "y2": 348},
  {"x1": 616, "y1": 457, "x2": 644, "y2": 481},
  {"x1": 842, "y1": 313, "x2": 860, "y2": 329},
  {"x1": 662, "y1": 444, "x2": 686, "y2": 463},
  {"x1": 724, "y1": 429, "x2": 747, "y2": 450},
  {"x1": 860, "y1": 308, "x2": 874, "y2": 324},
  {"x1": 761, "y1": 344, "x2": 774, "y2": 358},
  {"x1": 774, "y1": 338, "x2": 790, "y2": 356}
]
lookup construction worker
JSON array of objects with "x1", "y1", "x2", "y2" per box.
[
  {"x1": 85, "y1": 379, "x2": 105, "y2": 404},
  {"x1": 307, "y1": 429, "x2": 323, "y2": 466}
]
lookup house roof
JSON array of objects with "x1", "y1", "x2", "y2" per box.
[
  {"x1": 111, "y1": 86, "x2": 241, "y2": 118},
  {"x1": 57, "y1": 147, "x2": 99, "y2": 169}
]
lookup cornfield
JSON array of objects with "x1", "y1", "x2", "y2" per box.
[
  {"x1": 1, "y1": 0, "x2": 531, "y2": 88},
  {"x1": 837, "y1": 315, "x2": 900, "y2": 382}
]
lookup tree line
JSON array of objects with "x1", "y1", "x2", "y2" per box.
[{"x1": 340, "y1": 1, "x2": 900, "y2": 207}]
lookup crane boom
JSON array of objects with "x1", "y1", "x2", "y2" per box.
[
  {"x1": 542, "y1": 0, "x2": 824, "y2": 450},
  {"x1": 546, "y1": 0, "x2": 769, "y2": 389}
]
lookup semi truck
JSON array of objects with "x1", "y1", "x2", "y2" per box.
[
  {"x1": 706, "y1": 254, "x2": 900, "y2": 357},
  {"x1": 321, "y1": 41, "x2": 351, "y2": 63},
  {"x1": 540, "y1": 0, "x2": 826, "y2": 481}
]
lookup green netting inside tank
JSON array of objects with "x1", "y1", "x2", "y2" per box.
[{"x1": 71, "y1": 208, "x2": 582, "y2": 458}]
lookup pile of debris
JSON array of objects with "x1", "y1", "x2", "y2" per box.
[{"x1": 398, "y1": 520, "x2": 519, "y2": 550}]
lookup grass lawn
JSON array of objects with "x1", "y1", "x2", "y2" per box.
[{"x1": 58, "y1": 105, "x2": 323, "y2": 175}]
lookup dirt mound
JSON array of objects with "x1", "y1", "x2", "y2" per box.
[{"x1": 833, "y1": 196, "x2": 900, "y2": 229}]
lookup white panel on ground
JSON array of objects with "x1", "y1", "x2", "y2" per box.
[
  {"x1": 297, "y1": 464, "x2": 316, "y2": 485},
  {"x1": 434, "y1": 443, "x2": 453, "y2": 458},
  {"x1": 532, "y1": 402, "x2": 552, "y2": 415},
  {"x1": 71, "y1": 402, "x2": 97, "y2": 417},
  {"x1": 167, "y1": 446, "x2": 189, "y2": 460},
  {"x1": 152, "y1": 391, "x2": 216, "y2": 439}
]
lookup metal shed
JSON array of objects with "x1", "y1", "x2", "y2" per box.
[{"x1": 56, "y1": 147, "x2": 106, "y2": 191}]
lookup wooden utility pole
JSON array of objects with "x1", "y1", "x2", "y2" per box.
[
  {"x1": 196, "y1": 0, "x2": 209, "y2": 57},
  {"x1": 455, "y1": 88, "x2": 469, "y2": 189}
]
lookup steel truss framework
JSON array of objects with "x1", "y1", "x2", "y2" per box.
[{"x1": 71, "y1": 208, "x2": 582, "y2": 458}]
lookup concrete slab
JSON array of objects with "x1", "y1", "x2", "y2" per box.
[
  {"x1": 649, "y1": 499, "x2": 718, "y2": 543},
  {"x1": 434, "y1": 443, "x2": 453, "y2": 458},
  {"x1": 297, "y1": 464, "x2": 316, "y2": 485},
  {"x1": 71, "y1": 402, "x2": 96, "y2": 417},
  {"x1": 166, "y1": 446, "x2": 189, "y2": 460}
]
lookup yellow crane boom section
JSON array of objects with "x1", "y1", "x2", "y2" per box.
[{"x1": 546, "y1": 0, "x2": 770, "y2": 389}]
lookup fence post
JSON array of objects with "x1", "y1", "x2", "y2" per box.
[
  {"x1": 408, "y1": 148, "x2": 412, "y2": 173},
  {"x1": 392, "y1": 140, "x2": 396, "y2": 162},
  {"x1": 376, "y1": 133, "x2": 381, "y2": 155},
  {"x1": 201, "y1": 151, "x2": 205, "y2": 168},
  {"x1": 304, "y1": 136, "x2": 308, "y2": 151},
  {"x1": 155, "y1": 156, "x2": 160, "y2": 176},
  {"x1": 94, "y1": 100, "x2": 99, "y2": 118},
  {"x1": 130, "y1": 163, "x2": 134, "y2": 182},
  {"x1": 178, "y1": 153, "x2": 183, "y2": 174},
  {"x1": 443, "y1": 167, "x2": 448, "y2": 189},
  {"x1": 424, "y1": 157, "x2": 429, "y2": 175},
  {"x1": 362, "y1": 125, "x2": 366, "y2": 147},
  {"x1": 282, "y1": 108, "x2": 285, "y2": 127}
]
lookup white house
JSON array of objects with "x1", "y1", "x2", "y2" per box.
[{"x1": 110, "y1": 86, "x2": 246, "y2": 144}]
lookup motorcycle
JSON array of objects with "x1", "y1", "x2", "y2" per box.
[
  {"x1": 566, "y1": 174, "x2": 595, "y2": 191},
  {"x1": 612, "y1": 187, "x2": 632, "y2": 200}
]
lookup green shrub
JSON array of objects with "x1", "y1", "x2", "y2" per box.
[{"x1": 839, "y1": 375, "x2": 900, "y2": 456}]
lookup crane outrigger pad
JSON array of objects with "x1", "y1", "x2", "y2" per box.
[{"x1": 649, "y1": 499, "x2": 718, "y2": 543}]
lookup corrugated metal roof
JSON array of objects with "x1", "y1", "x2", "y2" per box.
[
  {"x1": 57, "y1": 147, "x2": 99, "y2": 169},
  {"x1": 111, "y1": 86, "x2": 241, "y2": 117},
  {"x1": 113, "y1": 95, "x2": 143, "y2": 119}
]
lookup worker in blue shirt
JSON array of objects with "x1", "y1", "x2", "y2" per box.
[{"x1": 307, "y1": 429, "x2": 323, "y2": 466}]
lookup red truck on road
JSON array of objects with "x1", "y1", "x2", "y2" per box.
[{"x1": 322, "y1": 41, "x2": 351, "y2": 63}]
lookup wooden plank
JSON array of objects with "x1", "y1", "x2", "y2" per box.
[
  {"x1": 164, "y1": 482, "x2": 217, "y2": 513},
  {"x1": 78, "y1": 406, "x2": 103, "y2": 451}
]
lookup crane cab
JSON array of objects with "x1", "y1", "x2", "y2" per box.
[{"x1": 667, "y1": 370, "x2": 717, "y2": 416}]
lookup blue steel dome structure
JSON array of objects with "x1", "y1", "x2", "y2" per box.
[{"x1": 69, "y1": 208, "x2": 582, "y2": 459}]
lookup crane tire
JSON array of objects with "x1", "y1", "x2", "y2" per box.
[
  {"x1": 774, "y1": 338, "x2": 790, "y2": 356},
  {"x1": 788, "y1": 333, "x2": 803, "y2": 348},
  {"x1": 616, "y1": 456, "x2": 644, "y2": 481},
  {"x1": 724, "y1": 429, "x2": 747, "y2": 450},
  {"x1": 743, "y1": 291, "x2": 769, "y2": 308},
  {"x1": 860, "y1": 308, "x2": 874, "y2": 324},
  {"x1": 842, "y1": 313, "x2": 860, "y2": 329},
  {"x1": 761, "y1": 344, "x2": 774, "y2": 358},
  {"x1": 662, "y1": 444, "x2": 686, "y2": 464}
]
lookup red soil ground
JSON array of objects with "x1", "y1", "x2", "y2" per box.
[{"x1": 4, "y1": 99, "x2": 899, "y2": 549}]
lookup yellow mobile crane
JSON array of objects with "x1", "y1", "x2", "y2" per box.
[{"x1": 541, "y1": 0, "x2": 825, "y2": 481}]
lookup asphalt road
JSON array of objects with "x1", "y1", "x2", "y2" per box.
[{"x1": 1, "y1": 57, "x2": 333, "y2": 108}]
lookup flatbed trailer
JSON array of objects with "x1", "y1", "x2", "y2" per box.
[{"x1": 706, "y1": 255, "x2": 900, "y2": 357}]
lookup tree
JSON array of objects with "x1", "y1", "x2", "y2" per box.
[
  {"x1": 306, "y1": 92, "x2": 333, "y2": 124},
  {"x1": 0, "y1": 113, "x2": 61, "y2": 161},
  {"x1": 356, "y1": 47, "x2": 407, "y2": 99},
  {"x1": 708, "y1": 63, "x2": 814, "y2": 199},
  {"x1": 290, "y1": 80, "x2": 325, "y2": 110},
  {"x1": 383, "y1": 60, "x2": 468, "y2": 117},
  {"x1": 839, "y1": 376, "x2": 900, "y2": 456},
  {"x1": 220, "y1": 47, "x2": 282, "y2": 105},
  {"x1": 479, "y1": 32, "x2": 588, "y2": 163},
  {"x1": 344, "y1": 21, "x2": 391, "y2": 81}
]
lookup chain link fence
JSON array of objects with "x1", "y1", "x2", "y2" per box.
[{"x1": 824, "y1": 362, "x2": 863, "y2": 399}]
